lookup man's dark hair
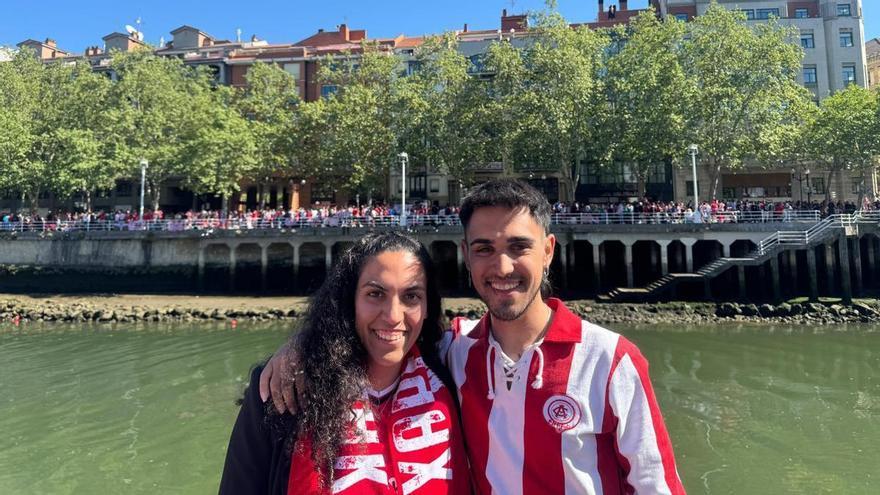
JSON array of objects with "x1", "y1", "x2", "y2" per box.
[{"x1": 459, "y1": 178, "x2": 553, "y2": 234}]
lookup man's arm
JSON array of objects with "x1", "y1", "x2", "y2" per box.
[
  {"x1": 259, "y1": 341, "x2": 302, "y2": 415},
  {"x1": 219, "y1": 367, "x2": 274, "y2": 494},
  {"x1": 607, "y1": 338, "x2": 686, "y2": 495}
]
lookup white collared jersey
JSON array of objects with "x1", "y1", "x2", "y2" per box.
[{"x1": 446, "y1": 298, "x2": 685, "y2": 495}]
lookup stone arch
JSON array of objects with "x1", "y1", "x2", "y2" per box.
[
  {"x1": 266, "y1": 243, "x2": 294, "y2": 293},
  {"x1": 430, "y1": 241, "x2": 460, "y2": 293},
  {"x1": 693, "y1": 240, "x2": 723, "y2": 271},
  {"x1": 203, "y1": 244, "x2": 231, "y2": 293},
  {"x1": 600, "y1": 240, "x2": 626, "y2": 288},
  {"x1": 298, "y1": 242, "x2": 328, "y2": 293},
  {"x1": 234, "y1": 243, "x2": 263, "y2": 293},
  {"x1": 633, "y1": 240, "x2": 660, "y2": 287},
  {"x1": 667, "y1": 240, "x2": 686, "y2": 273}
]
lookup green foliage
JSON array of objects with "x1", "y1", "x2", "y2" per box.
[
  {"x1": 809, "y1": 85, "x2": 880, "y2": 200},
  {"x1": 680, "y1": 1, "x2": 812, "y2": 198}
]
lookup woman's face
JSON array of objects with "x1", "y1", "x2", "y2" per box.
[{"x1": 354, "y1": 250, "x2": 427, "y2": 383}]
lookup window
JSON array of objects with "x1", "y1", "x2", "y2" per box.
[
  {"x1": 756, "y1": 8, "x2": 780, "y2": 20},
  {"x1": 795, "y1": 8, "x2": 809, "y2": 18},
  {"x1": 686, "y1": 181, "x2": 694, "y2": 196},
  {"x1": 801, "y1": 32, "x2": 815, "y2": 49},
  {"x1": 429, "y1": 178, "x2": 440, "y2": 193},
  {"x1": 740, "y1": 9, "x2": 755, "y2": 20},
  {"x1": 467, "y1": 54, "x2": 486, "y2": 74},
  {"x1": 811, "y1": 177, "x2": 825, "y2": 194},
  {"x1": 722, "y1": 187, "x2": 737, "y2": 199},
  {"x1": 408, "y1": 176, "x2": 426, "y2": 193},
  {"x1": 647, "y1": 162, "x2": 668, "y2": 184},
  {"x1": 320, "y1": 85, "x2": 338, "y2": 98},
  {"x1": 96, "y1": 188, "x2": 112, "y2": 199},
  {"x1": 803, "y1": 66, "x2": 818, "y2": 85},
  {"x1": 282, "y1": 63, "x2": 301, "y2": 80},
  {"x1": 837, "y1": 3, "x2": 851, "y2": 17},
  {"x1": 675, "y1": 13, "x2": 689, "y2": 21},
  {"x1": 851, "y1": 175, "x2": 865, "y2": 194},
  {"x1": 842, "y1": 64, "x2": 856, "y2": 85},
  {"x1": 115, "y1": 181, "x2": 133, "y2": 197},
  {"x1": 840, "y1": 29, "x2": 854, "y2": 47}
]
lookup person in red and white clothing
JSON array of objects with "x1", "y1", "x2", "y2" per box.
[{"x1": 262, "y1": 179, "x2": 685, "y2": 494}]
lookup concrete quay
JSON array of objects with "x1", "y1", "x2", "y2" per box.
[{"x1": 0, "y1": 219, "x2": 878, "y2": 303}]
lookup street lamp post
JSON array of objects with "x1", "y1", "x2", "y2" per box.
[
  {"x1": 805, "y1": 169, "x2": 812, "y2": 204},
  {"x1": 687, "y1": 144, "x2": 699, "y2": 210},
  {"x1": 398, "y1": 152, "x2": 408, "y2": 227},
  {"x1": 139, "y1": 158, "x2": 149, "y2": 219}
]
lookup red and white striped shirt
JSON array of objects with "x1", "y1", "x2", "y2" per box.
[{"x1": 447, "y1": 298, "x2": 685, "y2": 495}]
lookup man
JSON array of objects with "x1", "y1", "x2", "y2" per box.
[{"x1": 262, "y1": 178, "x2": 685, "y2": 494}]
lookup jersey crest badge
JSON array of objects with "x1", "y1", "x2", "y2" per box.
[{"x1": 543, "y1": 394, "x2": 581, "y2": 432}]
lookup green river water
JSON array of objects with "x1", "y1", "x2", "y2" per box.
[{"x1": 0, "y1": 322, "x2": 877, "y2": 494}]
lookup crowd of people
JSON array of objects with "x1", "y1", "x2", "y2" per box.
[{"x1": 0, "y1": 197, "x2": 872, "y2": 232}]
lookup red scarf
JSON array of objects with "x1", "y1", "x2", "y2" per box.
[{"x1": 288, "y1": 348, "x2": 470, "y2": 494}]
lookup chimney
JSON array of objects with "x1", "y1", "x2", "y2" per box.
[
  {"x1": 620, "y1": 0, "x2": 628, "y2": 11},
  {"x1": 463, "y1": 23, "x2": 469, "y2": 33},
  {"x1": 503, "y1": 8, "x2": 507, "y2": 17},
  {"x1": 339, "y1": 23, "x2": 350, "y2": 41},
  {"x1": 45, "y1": 38, "x2": 56, "y2": 48},
  {"x1": 318, "y1": 28, "x2": 324, "y2": 33}
]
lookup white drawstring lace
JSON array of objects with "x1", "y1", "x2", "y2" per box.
[
  {"x1": 486, "y1": 344, "x2": 497, "y2": 400},
  {"x1": 531, "y1": 347, "x2": 544, "y2": 390},
  {"x1": 485, "y1": 338, "x2": 544, "y2": 399}
]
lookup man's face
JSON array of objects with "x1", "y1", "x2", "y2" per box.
[{"x1": 462, "y1": 206, "x2": 555, "y2": 321}]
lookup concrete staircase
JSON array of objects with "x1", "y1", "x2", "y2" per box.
[{"x1": 600, "y1": 211, "x2": 874, "y2": 302}]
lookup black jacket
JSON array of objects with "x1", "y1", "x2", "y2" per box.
[{"x1": 219, "y1": 366, "x2": 295, "y2": 495}]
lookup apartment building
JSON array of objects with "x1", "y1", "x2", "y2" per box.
[
  {"x1": 868, "y1": 37, "x2": 880, "y2": 88},
  {"x1": 663, "y1": 1, "x2": 867, "y2": 99},
  {"x1": 660, "y1": 0, "x2": 870, "y2": 205}
]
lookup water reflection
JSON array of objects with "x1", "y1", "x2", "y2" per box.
[{"x1": 0, "y1": 322, "x2": 876, "y2": 494}]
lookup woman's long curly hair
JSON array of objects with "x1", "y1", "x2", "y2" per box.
[{"x1": 288, "y1": 231, "x2": 446, "y2": 482}]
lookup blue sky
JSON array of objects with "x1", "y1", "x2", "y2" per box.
[{"x1": 1, "y1": 0, "x2": 878, "y2": 51}]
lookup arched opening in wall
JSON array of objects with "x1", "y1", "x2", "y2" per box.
[
  {"x1": 332, "y1": 242, "x2": 354, "y2": 266},
  {"x1": 298, "y1": 242, "x2": 328, "y2": 294},
  {"x1": 693, "y1": 240, "x2": 722, "y2": 271},
  {"x1": 601, "y1": 240, "x2": 626, "y2": 289},
  {"x1": 632, "y1": 241, "x2": 660, "y2": 287},
  {"x1": 204, "y1": 244, "x2": 231, "y2": 293},
  {"x1": 550, "y1": 243, "x2": 566, "y2": 295},
  {"x1": 267, "y1": 243, "x2": 294, "y2": 293},
  {"x1": 235, "y1": 243, "x2": 262, "y2": 293},
  {"x1": 668, "y1": 240, "x2": 686, "y2": 273},
  {"x1": 571, "y1": 240, "x2": 594, "y2": 294},
  {"x1": 741, "y1": 261, "x2": 766, "y2": 302},
  {"x1": 820, "y1": 242, "x2": 840, "y2": 297},
  {"x1": 814, "y1": 244, "x2": 834, "y2": 296},
  {"x1": 731, "y1": 239, "x2": 756, "y2": 257},
  {"x1": 430, "y1": 241, "x2": 460, "y2": 294},
  {"x1": 709, "y1": 265, "x2": 739, "y2": 300},
  {"x1": 859, "y1": 234, "x2": 878, "y2": 290}
]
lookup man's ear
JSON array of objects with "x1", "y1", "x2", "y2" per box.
[
  {"x1": 544, "y1": 233, "x2": 556, "y2": 267},
  {"x1": 460, "y1": 239, "x2": 470, "y2": 271}
]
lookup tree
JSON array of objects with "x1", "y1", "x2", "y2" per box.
[
  {"x1": 680, "y1": 2, "x2": 812, "y2": 199},
  {"x1": 394, "y1": 33, "x2": 494, "y2": 187},
  {"x1": 604, "y1": 10, "x2": 689, "y2": 198},
  {"x1": 809, "y1": 85, "x2": 880, "y2": 203},
  {"x1": 0, "y1": 49, "x2": 52, "y2": 211},
  {"x1": 484, "y1": 9, "x2": 610, "y2": 200},
  {"x1": 181, "y1": 84, "x2": 258, "y2": 213},
  {"x1": 317, "y1": 44, "x2": 400, "y2": 198},
  {"x1": 105, "y1": 49, "x2": 209, "y2": 212},
  {"x1": 42, "y1": 61, "x2": 116, "y2": 212},
  {"x1": 236, "y1": 62, "x2": 300, "y2": 207}
]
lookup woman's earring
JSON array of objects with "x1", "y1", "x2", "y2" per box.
[{"x1": 468, "y1": 272, "x2": 473, "y2": 288}]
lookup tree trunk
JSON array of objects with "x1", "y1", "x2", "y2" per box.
[
  {"x1": 637, "y1": 172, "x2": 647, "y2": 199},
  {"x1": 825, "y1": 168, "x2": 834, "y2": 202},
  {"x1": 83, "y1": 189, "x2": 92, "y2": 213},
  {"x1": 150, "y1": 180, "x2": 161, "y2": 212},
  {"x1": 221, "y1": 193, "x2": 228, "y2": 217},
  {"x1": 709, "y1": 160, "x2": 722, "y2": 201}
]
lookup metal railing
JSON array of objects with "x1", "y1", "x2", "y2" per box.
[
  {"x1": 0, "y1": 209, "x2": 831, "y2": 233},
  {"x1": 755, "y1": 212, "x2": 863, "y2": 256}
]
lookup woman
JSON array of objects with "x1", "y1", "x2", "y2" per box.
[{"x1": 219, "y1": 232, "x2": 471, "y2": 494}]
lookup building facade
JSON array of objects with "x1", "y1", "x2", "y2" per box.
[{"x1": 868, "y1": 37, "x2": 880, "y2": 88}]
